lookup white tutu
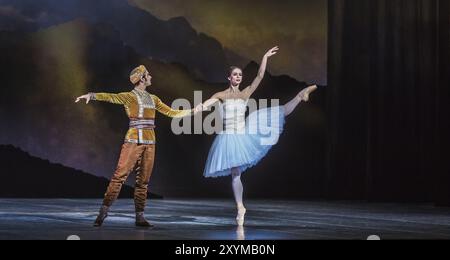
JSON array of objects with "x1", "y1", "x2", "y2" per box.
[{"x1": 204, "y1": 105, "x2": 285, "y2": 178}]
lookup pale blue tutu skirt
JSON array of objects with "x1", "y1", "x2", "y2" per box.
[{"x1": 204, "y1": 106, "x2": 285, "y2": 178}]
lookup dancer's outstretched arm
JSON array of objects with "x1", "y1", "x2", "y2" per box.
[
  {"x1": 198, "y1": 91, "x2": 226, "y2": 112},
  {"x1": 153, "y1": 95, "x2": 196, "y2": 118},
  {"x1": 243, "y1": 46, "x2": 279, "y2": 98},
  {"x1": 75, "y1": 93, "x2": 132, "y2": 105}
]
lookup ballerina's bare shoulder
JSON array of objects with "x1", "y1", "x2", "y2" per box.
[{"x1": 215, "y1": 88, "x2": 251, "y2": 103}]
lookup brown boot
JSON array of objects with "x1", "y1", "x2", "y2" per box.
[
  {"x1": 135, "y1": 212, "x2": 154, "y2": 228},
  {"x1": 93, "y1": 205, "x2": 109, "y2": 227}
]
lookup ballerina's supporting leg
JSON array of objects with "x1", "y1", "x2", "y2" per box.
[{"x1": 232, "y1": 168, "x2": 246, "y2": 225}]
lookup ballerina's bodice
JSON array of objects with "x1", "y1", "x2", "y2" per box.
[{"x1": 222, "y1": 99, "x2": 248, "y2": 133}]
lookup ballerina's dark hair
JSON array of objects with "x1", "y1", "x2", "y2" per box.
[{"x1": 229, "y1": 66, "x2": 243, "y2": 76}]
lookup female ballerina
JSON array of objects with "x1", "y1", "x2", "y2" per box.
[{"x1": 198, "y1": 46, "x2": 318, "y2": 226}]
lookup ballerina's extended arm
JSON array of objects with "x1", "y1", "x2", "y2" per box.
[
  {"x1": 243, "y1": 46, "x2": 279, "y2": 98},
  {"x1": 195, "y1": 92, "x2": 224, "y2": 112}
]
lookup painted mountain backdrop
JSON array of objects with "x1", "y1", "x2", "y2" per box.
[
  {"x1": 0, "y1": 145, "x2": 162, "y2": 198},
  {"x1": 0, "y1": 0, "x2": 328, "y2": 198}
]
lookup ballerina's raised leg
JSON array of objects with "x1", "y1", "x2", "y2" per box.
[{"x1": 284, "y1": 85, "x2": 318, "y2": 117}]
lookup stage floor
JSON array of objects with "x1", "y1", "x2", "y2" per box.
[{"x1": 0, "y1": 199, "x2": 449, "y2": 240}]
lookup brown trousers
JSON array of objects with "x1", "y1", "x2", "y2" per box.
[{"x1": 102, "y1": 143, "x2": 155, "y2": 213}]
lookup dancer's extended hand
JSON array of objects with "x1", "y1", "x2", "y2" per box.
[
  {"x1": 264, "y1": 46, "x2": 279, "y2": 58},
  {"x1": 193, "y1": 103, "x2": 204, "y2": 114},
  {"x1": 75, "y1": 94, "x2": 92, "y2": 104}
]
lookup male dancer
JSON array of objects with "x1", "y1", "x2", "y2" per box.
[{"x1": 76, "y1": 65, "x2": 199, "y2": 227}]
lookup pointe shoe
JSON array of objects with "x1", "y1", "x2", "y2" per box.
[
  {"x1": 298, "y1": 85, "x2": 318, "y2": 102},
  {"x1": 135, "y1": 212, "x2": 154, "y2": 228},
  {"x1": 236, "y1": 207, "x2": 247, "y2": 226},
  {"x1": 93, "y1": 205, "x2": 109, "y2": 227}
]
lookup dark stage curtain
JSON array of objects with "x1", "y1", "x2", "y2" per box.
[{"x1": 327, "y1": 0, "x2": 449, "y2": 204}]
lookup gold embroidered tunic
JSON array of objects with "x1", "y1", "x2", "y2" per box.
[{"x1": 91, "y1": 89, "x2": 191, "y2": 144}]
